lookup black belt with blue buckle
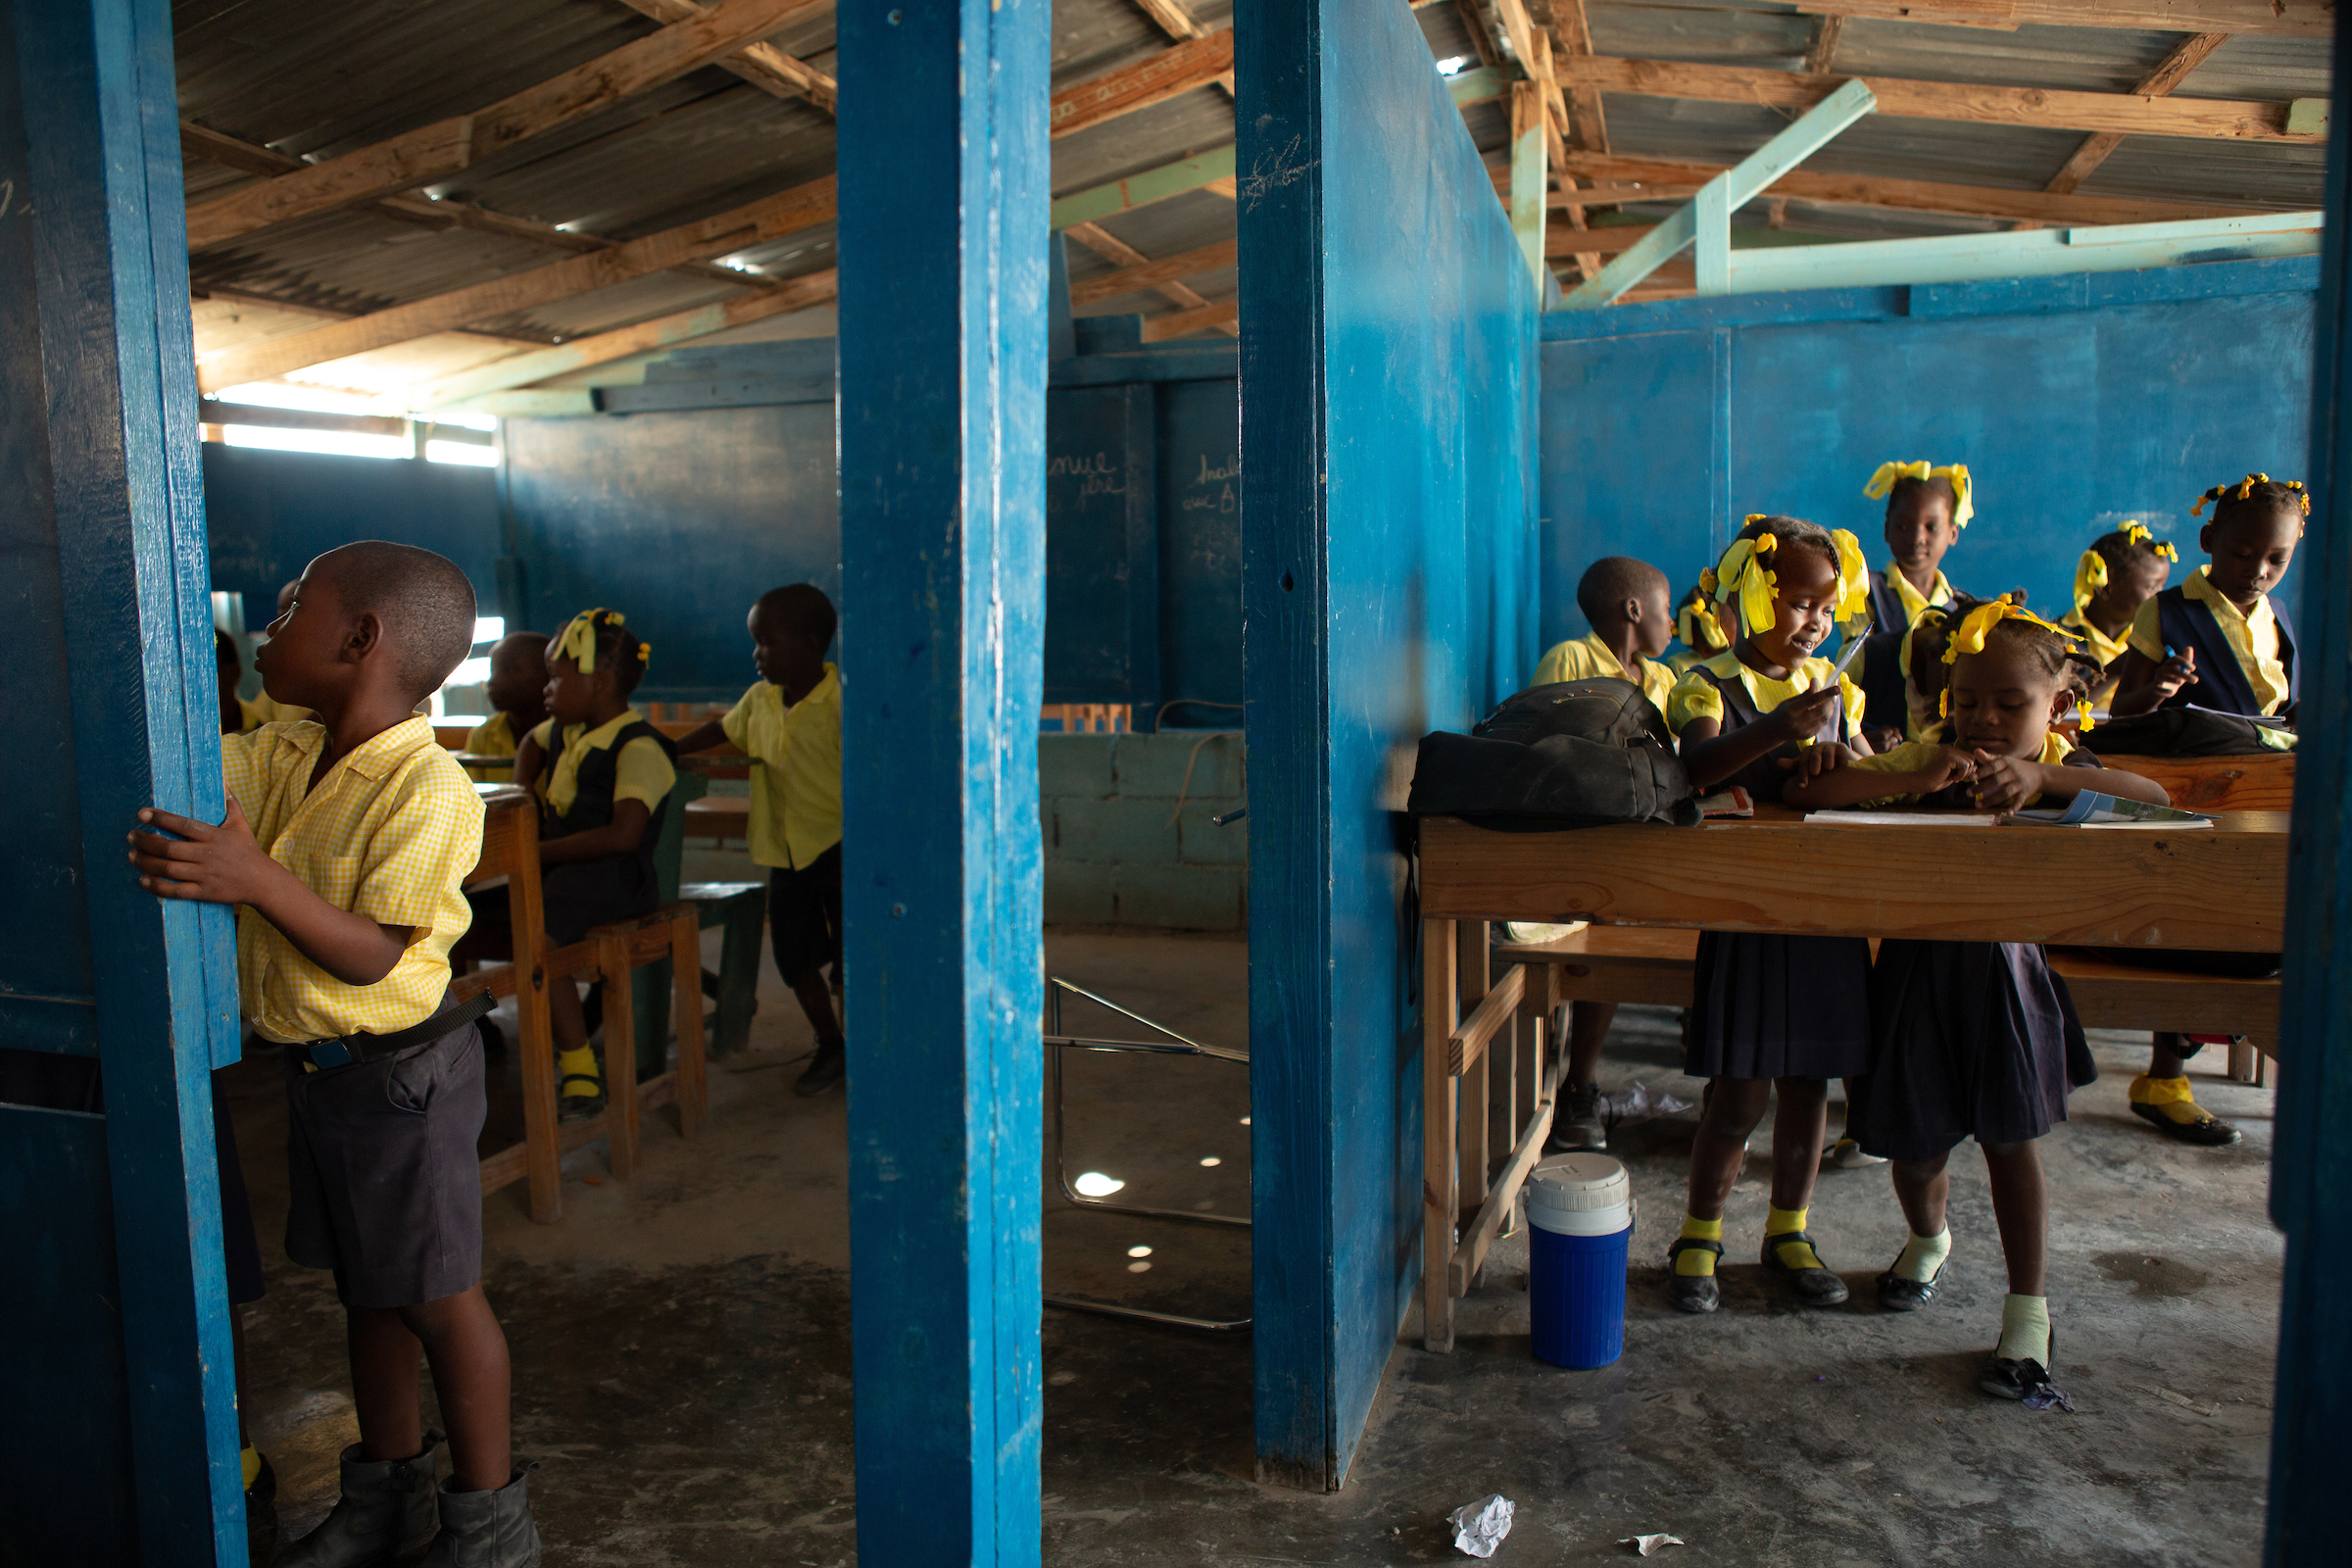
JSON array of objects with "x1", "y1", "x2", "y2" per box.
[{"x1": 293, "y1": 992, "x2": 496, "y2": 1071}]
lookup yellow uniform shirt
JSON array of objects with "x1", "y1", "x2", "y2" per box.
[
  {"x1": 1665, "y1": 650, "x2": 1865, "y2": 744},
  {"x1": 2127, "y1": 566, "x2": 2290, "y2": 715},
  {"x1": 526, "y1": 710, "x2": 677, "y2": 818},
  {"x1": 221, "y1": 716, "x2": 485, "y2": 1044},
  {"x1": 2058, "y1": 608, "x2": 2132, "y2": 671},
  {"x1": 722, "y1": 665, "x2": 843, "y2": 870},
  {"x1": 463, "y1": 710, "x2": 524, "y2": 783},
  {"x1": 1529, "y1": 631, "x2": 1679, "y2": 714},
  {"x1": 233, "y1": 697, "x2": 269, "y2": 735},
  {"x1": 243, "y1": 690, "x2": 315, "y2": 725},
  {"x1": 1843, "y1": 733, "x2": 2074, "y2": 808},
  {"x1": 1886, "y1": 564, "x2": 1955, "y2": 628}
]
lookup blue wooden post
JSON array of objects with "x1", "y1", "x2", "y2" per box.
[
  {"x1": 2269, "y1": 14, "x2": 2352, "y2": 1564},
  {"x1": 1237, "y1": 0, "x2": 1541, "y2": 1493},
  {"x1": 1, "y1": 0, "x2": 244, "y2": 1560},
  {"x1": 836, "y1": 0, "x2": 1048, "y2": 1561}
]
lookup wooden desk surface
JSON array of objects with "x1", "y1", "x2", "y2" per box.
[{"x1": 1419, "y1": 808, "x2": 2287, "y2": 953}]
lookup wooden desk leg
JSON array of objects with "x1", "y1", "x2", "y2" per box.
[
  {"x1": 1454, "y1": 921, "x2": 1492, "y2": 1266},
  {"x1": 601, "y1": 935, "x2": 642, "y2": 1180},
  {"x1": 2229, "y1": 1039, "x2": 2264, "y2": 1086},
  {"x1": 1422, "y1": 916, "x2": 1458, "y2": 1353},
  {"x1": 506, "y1": 819, "x2": 562, "y2": 1224},
  {"x1": 669, "y1": 910, "x2": 708, "y2": 1138}
]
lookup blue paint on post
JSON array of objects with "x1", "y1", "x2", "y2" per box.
[
  {"x1": 1538, "y1": 269, "x2": 2316, "y2": 652},
  {"x1": 836, "y1": 0, "x2": 1048, "y2": 1560},
  {"x1": 6, "y1": 0, "x2": 243, "y2": 1558},
  {"x1": 1239, "y1": 0, "x2": 1540, "y2": 1489},
  {"x1": 2268, "y1": 18, "x2": 2352, "y2": 1564}
]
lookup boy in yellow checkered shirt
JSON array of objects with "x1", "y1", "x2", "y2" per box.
[
  {"x1": 130, "y1": 543, "x2": 539, "y2": 1568},
  {"x1": 676, "y1": 584, "x2": 843, "y2": 1096}
]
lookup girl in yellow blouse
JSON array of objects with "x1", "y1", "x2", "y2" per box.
[
  {"x1": 2060, "y1": 521, "x2": 2176, "y2": 701},
  {"x1": 1788, "y1": 603, "x2": 2168, "y2": 1405},
  {"x1": 1659, "y1": 514, "x2": 1874, "y2": 1316}
]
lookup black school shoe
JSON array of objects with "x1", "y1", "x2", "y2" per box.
[
  {"x1": 1546, "y1": 1082, "x2": 1607, "y2": 1153},
  {"x1": 1665, "y1": 1237, "x2": 1723, "y2": 1314},
  {"x1": 794, "y1": 1040, "x2": 846, "y2": 1098},
  {"x1": 557, "y1": 1074, "x2": 606, "y2": 1123},
  {"x1": 1876, "y1": 1255, "x2": 1945, "y2": 1312},
  {"x1": 246, "y1": 1449, "x2": 279, "y2": 1566},
  {"x1": 2129, "y1": 1101, "x2": 2242, "y2": 1146},
  {"x1": 1981, "y1": 1331, "x2": 2057, "y2": 1402},
  {"x1": 1761, "y1": 1230, "x2": 1849, "y2": 1307}
]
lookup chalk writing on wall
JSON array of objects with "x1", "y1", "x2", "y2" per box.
[
  {"x1": 1048, "y1": 450, "x2": 1124, "y2": 498},
  {"x1": 1182, "y1": 451, "x2": 1239, "y2": 515},
  {"x1": 0, "y1": 178, "x2": 30, "y2": 219}
]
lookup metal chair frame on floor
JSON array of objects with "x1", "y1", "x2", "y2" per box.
[{"x1": 1045, "y1": 975, "x2": 1251, "y2": 1333}]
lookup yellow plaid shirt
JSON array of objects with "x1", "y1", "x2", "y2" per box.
[
  {"x1": 722, "y1": 665, "x2": 842, "y2": 870},
  {"x1": 463, "y1": 710, "x2": 522, "y2": 783},
  {"x1": 1529, "y1": 632, "x2": 1679, "y2": 714},
  {"x1": 222, "y1": 716, "x2": 484, "y2": 1044}
]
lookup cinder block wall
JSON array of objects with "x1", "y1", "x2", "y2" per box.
[{"x1": 1041, "y1": 731, "x2": 1247, "y2": 931}]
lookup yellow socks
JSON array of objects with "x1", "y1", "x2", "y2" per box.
[
  {"x1": 2130, "y1": 1074, "x2": 2206, "y2": 1126},
  {"x1": 559, "y1": 1045, "x2": 602, "y2": 1096},
  {"x1": 1894, "y1": 1227, "x2": 1950, "y2": 1284},
  {"x1": 1996, "y1": 1293, "x2": 2051, "y2": 1366},
  {"x1": 1675, "y1": 1214, "x2": 1723, "y2": 1277},
  {"x1": 241, "y1": 1445, "x2": 261, "y2": 1490},
  {"x1": 1764, "y1": 1204, "x2": 1825, "y2": 1271}
]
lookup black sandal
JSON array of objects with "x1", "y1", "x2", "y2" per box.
[
  {"x1": 1761, "y1": 1229, "x2": 1849, "y2": 1307},
  {"x1": 558, "y1": 1072, "x2": 606, "y2": 1122},
  {"x1": 1876, "y1": 1254, "x2": 1945, "y2": 1312},
  {"x1": 1981, "y1": 1329, "x2": 2057, "y2": 1402},
  {"x1": 1665, "y1": 1237, "x2": 1724, "y2": 1314}
]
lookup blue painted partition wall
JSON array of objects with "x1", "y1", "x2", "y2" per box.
[
  {"x1": 1538, "y1": 260, "x2": 2316, "y2": 647},
  {"x1": 1238, "y1": 0, "x2": 1539, "y2": 1490}
]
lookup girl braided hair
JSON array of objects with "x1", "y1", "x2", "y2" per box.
[
  {"x1": 1935, "y1": 596, "x2": 2104, "y2": 727},
  {"x1": 555, "y1": 607, "x2": 653, "y2": 696},
  {"x1": 2191, "y1": 473, "x2": 2310, "y2": 533}
]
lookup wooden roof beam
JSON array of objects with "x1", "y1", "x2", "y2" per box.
[
  {"x1": 1139, "y1": 299, "x2": 1237, "y2": 342},
  {"x1": 1789, "y1": 1, "x2": 2329, "y2": 37},
  {"x1": 2044, "y1": 31, "x2": 2230, "y2": 202},
  {"x1": 608, "y1": 0, "x2": 837, "y2": 113},
  {"x1": 1558, "y1": 55, "x2": 2323, "y2": 142},
  {"x1": 1127, "y1": 0, "x2": 1234, "y2": 97},
  {"x1": 195, "y1": 176, "x2": 837, "y2": 392},
  {"x1": 1063, "y1": 223, "x2": 1236, "y2": 334},
  {"x1": 1052, "y1": 30, "x2": 1234, "y2": 139},
  {"x1": 1068, "y1": 238, "x2": 1237, "y2": 306},
  {"x1": 184, "y1": 0, "x2": 821, "y2": 250}
]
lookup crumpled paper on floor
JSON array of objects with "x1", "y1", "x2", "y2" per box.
[
  {"x1": 1620, "y1": 1534, "x2": 1686, "y2": 1556},
  {"x1": 1601, "y1": 1081, "x2": 1692, "y2": 1128},
  {"x1": 2023, "y1": 1384, "x2": 2076, "y2": 1412},
  {"x1": 1447, "y1": 1494, "x2": 1514, "y2": 1558}
]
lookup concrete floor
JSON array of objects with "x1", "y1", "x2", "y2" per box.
[{"x1": 222, "y1": 929, "x2": 2280, "y2": 1566}]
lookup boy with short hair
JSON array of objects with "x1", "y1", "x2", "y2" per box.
[
  {"x1": 1529, "y1": 555, "x2": 1678, "y2": 712},
  {"x1": 131, "y1": 542, "x2": 539, "y2": 1568},
  {"x1": 677, "y1": 584, "x2": 844, "y2": 1096},
  {"x1": 463, "y1": 630, "x2": 549, "y2": 783}
]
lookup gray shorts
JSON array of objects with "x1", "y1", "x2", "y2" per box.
[{"x1": 284, "y1": 1016, "x2": 487, "y2": 1309}]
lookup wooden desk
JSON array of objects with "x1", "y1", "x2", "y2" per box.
[
  {"x1": 2102, "y1": 752, "x2": 2294, "y2": 812},
  {"x1": 1415, "y1": 808, "x2": 2289, "y2": 1352},
  {"x1": 451, "y1": 789, "x2": 564, "y2": 1222}
]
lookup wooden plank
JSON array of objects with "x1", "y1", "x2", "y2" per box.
[
  {"x1": 184, "y1": 0, "x2": 821, "y2": 249},
  {"x1": 1051, "y1": 146, "x2": 1237, "y2": 229},
  {"x1": 668, "y1": 911, "x2": 708, "y2": 1137},
  {"x1": 2046, "y1": 953, "x2": 2280, "y2": 1038},
  {"x1": 1791, "y1": 0, "x2": 2331, "y2": 36},
  {"x1": 1552, "y1": 0, "x2": 1610, "y2": 154},
  {"x1": 1455, "y1": 921, "x2": 1492, "y2": 1227},
  {"x1": 599, "y1": 928, "x2": 641, "y2": 1180},
  {"x1": 1139, "y1": 298, "x2": 1238, "y2": 341},
  {"x1": 1051, "y1": 29, "x2": 1234, "y2": 139},
  {"x1": 1447, "y1": 962, "x2": 1527, "y2": 1075},
  {"x1": 1806, "y1": 14, "x2": 1846, "y2": 73},
  {"x1": 411, "y1": 270, "x2": 838, "y2": 411},
  {"x1": 2046, "y1": 31, "x2": 2230, "y2": 199},
  {"x1": 1421, "y1": 920, "x2": 1457, "y2": 1351},
  {"x1": 1068, "y1": 237, "x2": 1236, "y2": 305},
  {"x1": 1452, "y1": 1044, "x2": 1560, "y2": 1296},
  {"x1": 194, "y1": 176, "x2": 837, "y2": 391},
  {"x1": 1418, "y1": 811, "x2": 2289, "y2": 950},
  {"x1": 1128, "y1": 0, "x2": 1235, "y2": 94},
  {"x1": 1063, "y1": 221, "x2": 1216, "y2": 315},
  {"x1": 2101, "y1": 752, "x2": 2295, "y2": 810},
  {"x1": 608, "y1": 0, "x2": 837, "y2": 111},
  {"x1": 1554, "y1": 149, "x2": 2272, "y2": 226},
  {"x1": 1559, "y1": 55, "x2": 2318, "y2": 143}
]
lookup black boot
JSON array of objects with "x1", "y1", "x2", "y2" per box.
[
  {"x1": 246, "y1": 1448, "x2": 279, "y2": 1566},
  {"x1": 421, "y1": 1466, "x2": 542, "y2": 1568},
  {"x1": 275, "y1": 1434, "x2": 440, "y2": 1567}
]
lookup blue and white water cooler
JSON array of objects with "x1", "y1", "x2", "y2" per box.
[{"x1": 1526, "y1": 1152, "x2": 1633, "y2": 1369}]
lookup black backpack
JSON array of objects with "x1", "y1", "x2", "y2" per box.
[
  {"x1": 1406, "y1": 678, "x2": 1697, "y2": 830},
  {"x1": 2083, "y1": 708, "x2": 2292, "y2": 757}
]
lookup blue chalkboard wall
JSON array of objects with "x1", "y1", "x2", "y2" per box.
[{"x1": 1537, "y1": 258, "x2": 2317, "y2": 653}]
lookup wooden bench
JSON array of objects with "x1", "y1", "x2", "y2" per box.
[
  {"x1": 2101, "y1": 751, "x2": 2294, "y2": 812},
  {"x1": 1496, "y1": 925, "x2": 2278, "y2": 1084}
]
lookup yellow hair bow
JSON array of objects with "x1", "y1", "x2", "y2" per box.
[
  {"x1": 1830, "y1": 528, "x2": 1871, "y2": 623},
  {"x1": 1863, "y1": 460, "x2": 1974, "y2": 528},
  {"x1": 1713, "y1": 535, "x2": 1781, "y2": 637},
  {"x1": 2121, "y1": 521, "x2": 2180, "y2": 563},
  {"x1": 555, "y1": 609, "x2": 650, "y2": 673},
  {"x1": 1941, "y1": 600, "x2": 2080, "y2": 664},
  {"x1": 2195, "y1": 473, "x2": 2312, "y2": 517},
  {"x1": 2075, "y1": 698, "x2": 2096, "y2": 733},
  {"x1": 1676, "y1": 591, "x2": 1728, "y2": 652},
  {"x1": 2072, "y1": 549, "x2": 2107, "y2": 615}
]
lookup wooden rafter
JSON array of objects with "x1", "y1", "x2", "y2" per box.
[
  {"x1": 179, "y1": 121, "x2": 756, "y2": 291},
  {"x1": 1558, "y1": 56, "x2": 2320, "y2": 143},
  {"x1": 1789, "y1": 1, "x2": 2329, "y2": 36},
  {"x1": 1550, "y1": 0, "x2": 1609, "y2": 155},
  {"x1": 184, "y1": 0, "x2": 820, "y2": 251},
  {"x1": 1126, "y1": 0, "x2": 1234, "y2": 97},
  {"x1": 406, "y1": 270, "x2": 839, "y2": 411},
  {"x1": 2046, "y1": 31, "x2": 2231, "y2": 196},
  {"x1": 608, "y1": 0, "x2": 837, "y2": 113},
  {"x1": 195, "y1": 176, "x2": 837, "y2": 392},
  {"x1": 1139, "y1": 299, "x2": 1237, "y2": 342},
  {"x1": 1069, "y1": 238, "x2": 1237, "y2": 306},
  {"x1": 1063, "y1": 222, "x2": 1236, "y2": 335},
  {"x1": 1805, "y1": 16, "x2": 1846, "y2": 74},
  {"x1": 1052, "y1": 30, "x2": 1235, "y2": 140},
  {"x1": 1549, "y1": 149, "x2": 2277, "y2": 226}
]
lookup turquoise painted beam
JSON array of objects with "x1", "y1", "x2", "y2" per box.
[
  {"x1": 1560, "y1": 77, "x2": 1878, "y2": 310},
  {"x1": 1723, "y1": 210, "x2": 2323, "y2": 295},
  {"x1": 1448, "y1": 65, "x2": 1504, "y2": 108},
  {"x1": 1051, "y1": 146, "x2": 1234, "y2": 230}
]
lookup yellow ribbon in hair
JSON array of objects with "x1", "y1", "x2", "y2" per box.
[
  {"x1": 556, "y1": 608, "x2": 633, "y2": 673},
  {"x1": 1863, "y1": 460, "x2": 1975, "y2": 528},
  {"x1": 2072, "y1": 549, "x2": 2107, "y2": 615},
  {"x1": 2076, "y1": 699, "x2": 2097, "y2": 733},
  {"x1": 2195, "y1": 474, "x2": 2312, "y2": 517},
  {"x1": 1677, "y1": 592, "x2": 1728, "y2": 652},
  {"x1": 1940, "y1": 599, "x2": 2081, "y2": 665},
  {"x1": 1830, "y1": 528, "x2": 1871, "y2": 623},
  {"x1": 1711, "y1": 534, "x2": 1782, "y2": 637},
  {"x1": 2119, "y1": 520, "x2": 2177, "y2": 560}
]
